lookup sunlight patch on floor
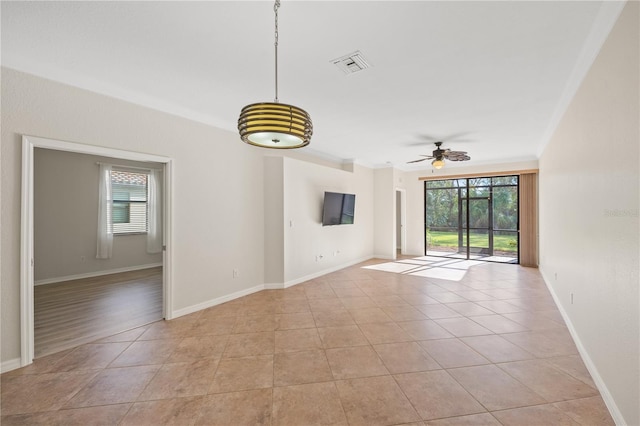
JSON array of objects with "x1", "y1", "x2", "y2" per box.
[
  {"x1": 361, "y1": 262, "x2": 425, "y2": 274},
  {"x1": 407, "y1": 267, "x2": 469, "y2": 281},
  {"x1": 363, "y1": 257, "x2": 485, "y2": 281}
]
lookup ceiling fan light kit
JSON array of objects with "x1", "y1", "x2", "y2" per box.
[
  {"x1": 432, "y1": 158, "x2": 445, "y2": 169},
  {"x1": 237, "y1": 0, "x2": 312, "y2": 149}
]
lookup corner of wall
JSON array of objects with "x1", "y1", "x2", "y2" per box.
[
  {"x1": 538, "y1": 268, "x2": 626, "y2": 425},
  {"x1": 171, "y1": 283, "x2": 266, "y2": 319},
  {"x1": 1, "y1": 358, "x2": 22, "y2": 374}
]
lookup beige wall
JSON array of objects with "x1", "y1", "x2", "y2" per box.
[
  {"x1": 34, "y1": 149, "x2": 163, "y2": 282},
  {"x1": 263, "y1": 156, "x2": 285, "y2": 285},
  {"x1": 373, "y1": 167, "x2": 396, "y2": 258},
  {"x1": 263, "y1": 156, "x2": 376, "y2": 285},
  {"x1": 1, "y1": 68, "x2": 267, "y2": 364},
  {"x1": 396, "y1": 191, "x2": 402, "y2": 250},
  {"x1": 282, "y1": 158, "x2": 374, "y2": 283},
  {"x1": 539, "y1": 2, "x2": 639, "y2": 424},
  {"x1": 0, "y1": 68, "x2": 379, "y2": 368}
]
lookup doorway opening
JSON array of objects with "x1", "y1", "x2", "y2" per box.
[
  {"x1": 21, "y1": 135, "x2": 173, "y2": 367},
  {"x1": 395, "y1": 189, "x2": 406, "y2": 258},
  {"x1": 424, "y1": 176, "x2": 519, "y2": 263}
]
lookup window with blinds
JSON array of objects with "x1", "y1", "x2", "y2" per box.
[{"x1": 111, "y1": 170, "x2": 148, "y2": 234}]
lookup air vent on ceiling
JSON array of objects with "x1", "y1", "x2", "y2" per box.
[{"x1": 331, "y1": 50, "x2": 371, "y2": 75}]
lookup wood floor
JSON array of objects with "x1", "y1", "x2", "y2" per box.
[{"x1": 34, "y1": 267, "x2": 163, "y2": 358}]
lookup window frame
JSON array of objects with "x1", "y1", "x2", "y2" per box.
[{"x1": 110, "y1": 167, "x2": 150, "y2": 236}]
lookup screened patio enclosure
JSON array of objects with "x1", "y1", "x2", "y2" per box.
[{"x1": 425, "y1": 176, "x2": 519, "y2": 263}]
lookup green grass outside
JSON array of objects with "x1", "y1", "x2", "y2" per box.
[{"x1": 428, "y1": 230, "x2": 517, "y2": 252}]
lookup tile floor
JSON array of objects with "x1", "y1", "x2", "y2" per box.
[{"x1": 1, "y1": 258, "x2": 614, "y2": 425}]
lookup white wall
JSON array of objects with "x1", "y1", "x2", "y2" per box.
[
  {"x1": 373, "y1": 167, "x2": 396, "y2": 259},
  {"x1": 281, "y1": 158, "x2": 374, "y2": 284},
  {"x1": 1, "y1": 68, "x2": 266, "y2": 365},
  {"x1": 34, "y1": 149, "x2": 163, "y2": 283},
  {"x1": 539, "y1": 2, "x2": 639, "y2": 424},
  {"x1": 0, "y1": 68, "x2": 378, "y2": 367},
  {"x1": 263, "y1": 156, "x2": 285, "y2": 285},
  {"x1": 395, "y1": 191, "x2": 402, "y2": 250}
]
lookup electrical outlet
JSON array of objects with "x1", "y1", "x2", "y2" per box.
[{"x1": 233, "y1": 269, "x2": 239, "y2": 278}]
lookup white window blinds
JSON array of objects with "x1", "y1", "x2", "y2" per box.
[{"x1": 110, "y1": 169, "x2": 148, "y2": 234}]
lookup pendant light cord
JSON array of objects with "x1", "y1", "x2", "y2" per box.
[{"x1": 274, "y1": 0, "x2": 280, "y2": 103}]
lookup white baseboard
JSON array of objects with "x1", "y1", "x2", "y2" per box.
[
  {"x1": 35, "y1": 263, "x2": 163, "y2": 286},
  {"x1": 171, "y1": 284, "x2": 265, "y2": 319},
  {"x1": 1, "y1": 357, "x2": 22, "y2": 374},
  {"x1": 171, "y1": 256, "x2": 375, "y2": 317},
  {"x1": 540, "y1": 269, "x2": 625, "y2": 425},
  {"x1": 283, "y1": 255, "x2": 374, "y2": 288},
  {"x1": 264, "y1": 283, "x2": 284, "y2": 290},
  {"x1": 373, "y1": 254, "x2": 395, "y2": 260}
]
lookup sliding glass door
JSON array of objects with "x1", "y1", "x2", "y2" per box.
[{"x1": 425, "y1": 176, "x2": 519, "y2": 263}]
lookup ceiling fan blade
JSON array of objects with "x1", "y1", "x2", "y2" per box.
[
  {"x1": 447, "y1": 155, "x2": 471, "y2": 162},
  {"x1": 443, "y1": 150, "x2": 468, "y2": 159},
  {"x1": 409, "y1": 139, "x2": 472, "y2": 164},
  {"x1": 406, "y1": 158, "x2": 429, "y2": 164}
]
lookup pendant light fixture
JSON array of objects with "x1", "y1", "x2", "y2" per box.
[{"x1": 238, "y1": 0, "x2": 313, "y2": 149}]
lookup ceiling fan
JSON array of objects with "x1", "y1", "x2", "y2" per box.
[{"x1": 407, "y1": 141, "x2": 470, "y2": 169}]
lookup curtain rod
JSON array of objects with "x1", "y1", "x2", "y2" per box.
[
  {"x1": 95, "y1": 161, "x2": 163, "y2": 172},
  {"x1": 419, "y1": 168, "x2": 538, "y2": 181}
]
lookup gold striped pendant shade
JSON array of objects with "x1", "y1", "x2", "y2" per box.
[{"x1": 238, "y1": 102, "x2": 313, "y2": 149}]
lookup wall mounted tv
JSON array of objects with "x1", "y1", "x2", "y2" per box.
[{"x1": 322, "y1": 191, "x2": 356, "y2": 226}]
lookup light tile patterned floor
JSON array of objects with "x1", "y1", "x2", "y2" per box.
[{"x1": 1, "y1": 258, "x2": 614, "y2": 425}]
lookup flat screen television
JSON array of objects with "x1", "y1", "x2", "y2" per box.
[{"x1": 322, "y1": 191, "x2": 356, "y2": 226}]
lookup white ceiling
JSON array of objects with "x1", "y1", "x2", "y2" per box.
[{"x1": 1, "y1": 1, "x2": 624, "y2": 169}]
